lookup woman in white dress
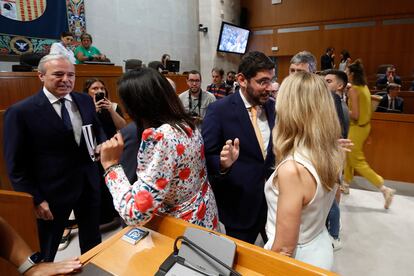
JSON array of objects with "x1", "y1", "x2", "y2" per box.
[
  {"x1": 49, "y1": 32, "x2": 76, "y2": 64},
  {"x1": 264, "y1": 72, "x2": 344, "y2": 270}
]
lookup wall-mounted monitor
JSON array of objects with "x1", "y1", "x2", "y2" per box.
[{"x1": 217, "y1": 22, "x2": 250, "y2": 55}]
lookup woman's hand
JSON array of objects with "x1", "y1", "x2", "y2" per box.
[
  {"x1": 26, "y1": 257, "x2": 81, "y2": 276},
  {"x1": 338, "y1": 138, "x2": 354, "y2": 152},
  {"x1": 99, "y1": 98, "x2": 113, "y2": 111},
  {"x1": 100, "y1": 133, "x2": 124, "y2": 170},
  {"x1": 220, "y1": 138, "x2": 240, "y2": 171}
]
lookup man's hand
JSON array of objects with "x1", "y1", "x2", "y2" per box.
[
  {"x1": 338, "y1": 138, "x2": 353, "y2": 152},
  {"x1": 100, "y1": 132, "x2": 124, "y2": 170},
  {"x1": 25, "y1": 257, "x2": 82, "y2": 276},
  {"x1": 35, "y1": 201, "x2": 54, "y2": 221},
  {"x1": 220, "y1": 138, "x2": 240, "y2": 170}
]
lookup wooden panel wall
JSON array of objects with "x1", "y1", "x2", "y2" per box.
[
  {"x1": 242, "y1": 0, "x2": 414, "y2": 83},
  {"x1": 242, "y1": 0, "x2": 414, "y2": 28}
]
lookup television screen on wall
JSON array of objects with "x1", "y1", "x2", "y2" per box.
[{"x1": 217, "y1": 22, "x2": 250, "y2": 55}]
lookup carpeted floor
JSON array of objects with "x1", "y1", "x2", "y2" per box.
[{"x1": 55, "y1": 176, "x2": 414, "y2": 276}]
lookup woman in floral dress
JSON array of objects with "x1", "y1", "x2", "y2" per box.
[{"x1": 100, "y1": 68, "x2": 219, "y2": 230}]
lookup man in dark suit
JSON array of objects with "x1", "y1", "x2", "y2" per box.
[
  {"x1": 376, "y1": 65, "x2": 402, "y2": 90},
  {"x1": 320, "y1": 47, "x2": 335, "y2": 70},
  {"x1": 202, "y1": 51, "x2": 275, "y2": 243},
  {"x1": 4, "y1": 54, "x2": 106, "y2": 261},
  {"x1": 376, "y1": 83, "x2": 404, "y2": 113}
]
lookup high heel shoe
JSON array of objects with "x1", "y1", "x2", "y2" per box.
[{"x1": 340, "y1": 182, "x2": 350, "y2": 194}]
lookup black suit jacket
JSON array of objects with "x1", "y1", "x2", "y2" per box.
[
  {"x1": 202, "y1": 91, "x2": 275, "y2": 230},
  {"x1": 376, "y1": 75, "x2": 402, "y2": 90},
  {"x1": 321, "y1": 54, "x2": 334, "y2": 70},
  {"x1": 376, "y1": 95, "x2": 404, "y2": 113},
  {"x1": 4, "y1": 90, "x2": 106, "y2": 208}
]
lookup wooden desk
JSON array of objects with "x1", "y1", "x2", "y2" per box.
[
  {"x1": 80, "y1": 216, "x2": 336, "y2": 275},
  {"x1": 364, "y1": 113, "x2": 414, "y2": 183}
]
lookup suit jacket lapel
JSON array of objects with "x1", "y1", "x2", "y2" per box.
[
  {"x1": 34, "y1": 90, "x2": 67, "y2": 132},
  {"x1": 70, "y1": 92, "x2": 85, "y2": 125}
]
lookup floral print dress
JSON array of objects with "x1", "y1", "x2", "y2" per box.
[{"x1": 104, "y1": 123, "x2": 219, "y2": 230}]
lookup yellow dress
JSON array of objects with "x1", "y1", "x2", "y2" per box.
[{"x1": 344, "y1": 85, "x2": 383, "y2": 187}]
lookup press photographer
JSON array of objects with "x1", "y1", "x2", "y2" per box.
[{"x1": 179, "y1": 70, "x2": 216, "y2": 125}]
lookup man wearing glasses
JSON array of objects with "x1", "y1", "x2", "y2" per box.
[
  {"x1": 202, "y1": 51, "x2": 276, "y2": 244},
  {"x1": 179, "y1": 70, "x2": 216, "y2": 121}
]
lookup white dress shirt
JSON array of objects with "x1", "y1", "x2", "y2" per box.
[
  {"x1": 43, "y1": 88, "x2": 82, "y2": 145},
  {"x1": 239, "y1": 90, "x2": 270, "y2": 156}
]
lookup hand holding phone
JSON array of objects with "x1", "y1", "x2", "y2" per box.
[{"x1": 95, "y1": 92, "x2": 105, "y2": 102}]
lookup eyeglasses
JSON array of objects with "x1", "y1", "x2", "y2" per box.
[
  {"x1": 253, "y1": 78, "x2": 277, "y2": 87},
  {"x1": 188, "y1": 79, "x2": 201, "y2": 83}
]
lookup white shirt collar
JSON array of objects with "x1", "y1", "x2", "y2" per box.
[
  {"x1": 43, "y1": 87, "x2": 73, "y2": 104},
  {"x1": 239, "y1": 89, "x2": 253, "y2": 110}
]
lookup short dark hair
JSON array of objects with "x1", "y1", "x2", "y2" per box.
[
  {"x1": 227, "y1": 70, "x2": 236, "y2": 76},
  {"x1": 238, "y1": 51, "x2": 275, "y2": 80},
  {"x1": 83, "y1": 78, "x2": 106, "y2": 96},
  {"x1": 61, "y1": 31, "x2": 73, "y2": 38},
  {"x1": 187, "y1": 70, "x2": 201, "y2": 81},
  {"x1": 386, "y1": 83, "x2": 401, "y2": 94},
  {"x1": 340, "y1": 49, "x2": 350, "y2": 61},
  {"x1": 81, "y1": 33, "x2": 92, "y2": 42},
  {"x1": 324, "y1": 69, "x2": 348, "y2": 86},
  {"x1": 347, "y1": 59, "x2": 367, "y2": 86},
  {"x1": 161, "y1": 54, "x2": 170, "y2": 64},
  {"x1": 211, "y1": 67, "x2": 224, "y2": 77},
  {"x1": 118, "y1": 68, "x2": 195, "y2": 131}
]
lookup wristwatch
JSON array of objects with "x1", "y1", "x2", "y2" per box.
[{"x1": 17, "y1": 252, "x2": 43, "y2": 274}]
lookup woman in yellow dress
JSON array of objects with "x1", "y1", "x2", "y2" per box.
[{"x1": 344, "y1": 60, "x2": 395, "y2": 209}]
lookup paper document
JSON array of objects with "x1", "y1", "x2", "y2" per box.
[{"x1": 82, "y1": 124, "x2": 98, "y2": 161}]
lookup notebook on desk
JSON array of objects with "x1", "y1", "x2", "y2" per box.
[{"x1": 83, "y1": 61, "x2": 115, "y2": 66}]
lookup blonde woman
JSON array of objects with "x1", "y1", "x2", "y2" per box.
[{"x1": 264, "y1": 72, "x2": 343, "y2": 270}]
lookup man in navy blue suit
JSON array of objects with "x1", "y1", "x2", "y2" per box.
[
  {"x1": 4, "y1": 54, "x2": 106, "y2": 261},
  {"x1": 202, "y1": 51, "x2": 275, "y2": 243}
]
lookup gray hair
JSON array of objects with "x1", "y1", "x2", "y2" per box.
[
  {"x1": 38, "y1": 54, "x2": 72, "y2": 74},
  {"x1": 290, "y1": 51, "x2": 317, "y2": 73}
]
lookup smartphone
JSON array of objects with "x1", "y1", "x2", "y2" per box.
[
  {"x1": 95, "y1": 92, "x2": 105, "y2": 102},
  {"x1": 122, "y1": 228, "x2": 149, "y2": 245}
]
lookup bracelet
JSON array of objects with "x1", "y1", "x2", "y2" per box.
[{"x1": 104, "y1": 164, "x2": 121, "y2": 177}]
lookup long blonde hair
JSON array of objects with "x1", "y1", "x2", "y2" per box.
[{"x1": 273, "y1": 72, "x2": 343, "y2": 191}]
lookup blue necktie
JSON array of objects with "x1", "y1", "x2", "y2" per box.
[{"x1": 59, "y1": 98, "x2": 73, "y2": 130}]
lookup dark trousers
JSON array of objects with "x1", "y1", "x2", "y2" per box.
[
  {"x1": 224, "y1": 204, "x2": 268, "y2": 245},
  {"x1": 37, "y1": 183, "x2": 101, "y2": 261}
]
